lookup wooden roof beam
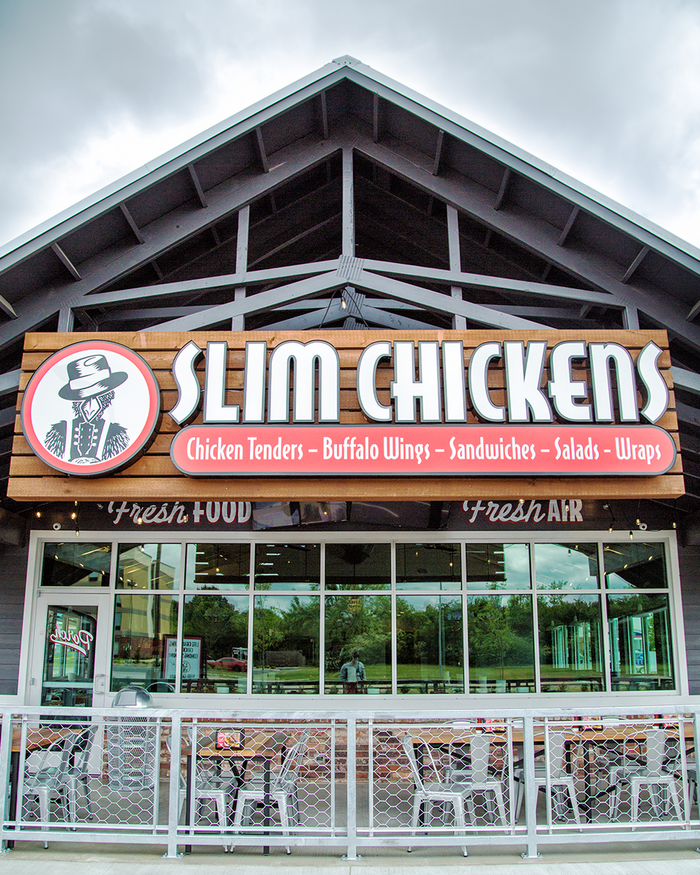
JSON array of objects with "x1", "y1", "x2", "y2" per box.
[
  {"x1": 255, "y1": 127, "x2": 269, "y2": 173},
  {"x1": 622, "y1": 245, "x2": 649, "y2": 283},
  {"x1": 357, "y1": 135, "x2": 700, "y2": 353},
  {"x1": 0, "y1": 135, "x2": 342, "y2": 352},
  {"x1": 320, "y1": 91, "x2": 329, "y2": 140},
  {"x1": 432, "y1": 130, "x2": 445, "y2": 177},
  {"x1": 187, "y1": 164, "x2": 208, "y2": 209},
  {"x1": 147, "y1": 269, "x2": 347, "y2": 331},
  {"x1": 558, "y1": 205, "x2": 579, "y2": 246},
  {"x1": 51, "y1": 242, "x2": 81, "y2": 280},
  {"x1": 119, "y1": 203, "x2": 145, "y2": 244},
  {"x1": 494, "y1": 167, "x2": 511, "y2": 211}
]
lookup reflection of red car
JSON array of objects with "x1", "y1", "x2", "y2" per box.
[{"x1": 207, "y1": 657, "x2": 247, "y2": 672}]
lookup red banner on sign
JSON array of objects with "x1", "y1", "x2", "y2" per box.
[{"x1": 170, "y1": 424, "x2": 677, "y2": 477}]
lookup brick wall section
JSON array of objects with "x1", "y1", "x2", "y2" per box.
[{"x1": 0, "y1": 541, "x2": 28, "y2": 695}]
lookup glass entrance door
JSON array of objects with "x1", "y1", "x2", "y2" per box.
[{"x1": 32, "y1": 595, "x2": 110, "y2": 706}]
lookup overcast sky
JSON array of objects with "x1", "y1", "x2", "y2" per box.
[{"x1": 1, "y1": 0, "x2": 700, "y2": 252}]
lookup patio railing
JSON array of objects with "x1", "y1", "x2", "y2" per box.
[{"x1": 1, "y1": 703, "x2": 700, "y2": 859}]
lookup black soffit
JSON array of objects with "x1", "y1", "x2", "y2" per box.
[{"x1": 1, "y1": 56, "x2": 700, "y2": 509}]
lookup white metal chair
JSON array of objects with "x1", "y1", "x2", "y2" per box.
[
  {"x1": 401, "y1": 735, "x2": 469, "y2": 857},
  {"x1": 231, "y1": 731, "x2": 310, "y2": 855},
  {"x1": 608, "y1": 728, "x2": 682, "y2": 823},
  {"x1": 22, "y1": 730, "x2": 81, "y2": 847},
  {"x1": 514, "y1": 729, "x2": 581, "y2": 824},
  {"x1": 167, "y1": 729, "x2": 239, "y2": 852},
  {"x1": 449, "y1": 734, "x2": 507, "y2": 827}
]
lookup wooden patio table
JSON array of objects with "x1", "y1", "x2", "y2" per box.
[
  {"x1": 413, "y1": 722, "x2": 695, "y2": 822},
  {"x1": 184, "y1": 732, "x2": 283, "y2": 856}
]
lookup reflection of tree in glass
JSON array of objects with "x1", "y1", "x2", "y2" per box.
[
  {"x1": 324, "y1": 596, "x2": 391, "y2": 673},
  {"x1": 183, "y1": 594, "x2": 247, "y2": 660},
  {"x1": 467, "y1": 595, "x2": 533, "y2": 679},
  {"x1": 395, "y1": 597, "x2": 462, "y2": 667},
  {"x1": 254, "y1": 596, "x2": 319, "y2": 666}
]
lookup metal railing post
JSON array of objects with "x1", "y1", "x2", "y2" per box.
[
  {"x1": 521, "y1": 715, "x2": 540, "y2": 859},
  {"x1": 0, "y1": 711, "x2": 12, "y2": 853},
  {"x1": 164, "y1": 715, "x2": 183, "y2": 858},
  {"x1": 343, "y1": 716, "x2": 359, "y2": 861}
]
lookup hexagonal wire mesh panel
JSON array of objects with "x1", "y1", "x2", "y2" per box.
[{"x1": 363, "y1": 719, "x2": 519, "y2": 846}]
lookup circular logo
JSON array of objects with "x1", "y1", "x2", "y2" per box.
[{"x1": 21, "y1": 340, "x2": 161, "y2": 477}]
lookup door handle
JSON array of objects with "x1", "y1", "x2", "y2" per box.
[{"x1": 94, "y1": 673, "x2": 106, "y2": 693}]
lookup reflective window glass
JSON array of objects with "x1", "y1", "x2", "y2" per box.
[
  {"x1": 324, "y1": 595, "x2": 391, "y2": 694},
  {"x1": 41, "y1": 542, "x2": 111, "y2": 587},
  {"x1": 396, "y1": 595, "x2": 464, "y2": 694},
  {"x1": 181, "y1": 594, "x2": 248, "y2": 694},
  {"x1": 607, "y1": 594, "x2": 674, "y2": 691},
  {"x1": 185, "y1": 543, "x2": 250, "y2": 590},
  {"x1": 117, "y1": 543, "x2": 181, "y2": 590},
  {"x1": 467, "y1": 594, "x2": 534, "y2": 692},
  {"x1": 254, "y1": 544, "x2": 320, "y2": 590},
  {"x1": 325, "y1": 543, "x2": 391, "y2": 590},
  {"x1": 111, "y1": 594, "x2": 179, "y2": 692},
  {"x1": 396, "y1": 543, "x2": 461, "y2": 591},
  {"x1": 538, "y1": 594, "x2": 604, "y2": 692},
  {"x1": 604, "y1": 542, "x2": 667, "y2": 589},
  {"x1": 465, "y1": 543, "x2": 530, "y2": 590},
  {"x1": 535, "y1": 543, "x2": 598, "y2": 590},
  {"x1": 253, "y1": 595, "x2": 319, "y2": 693}
]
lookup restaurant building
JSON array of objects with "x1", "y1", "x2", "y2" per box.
[{"x1": 1, "y1": 56, "x2": 700, "y2": 713}]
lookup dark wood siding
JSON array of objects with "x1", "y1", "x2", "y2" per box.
[
  {"x1": 0, "y1": 542, "x2": 27, "y2": 695},
  {"x1": 680, "y1": 544, "x2": 700, "y2": 693}
]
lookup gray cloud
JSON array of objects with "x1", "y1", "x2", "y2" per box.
[{"x1": 1, "y1": 0, "x2": 699, "y2": 250}]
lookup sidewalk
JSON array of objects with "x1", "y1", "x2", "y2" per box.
[{"x1": 2, "y1": 842, "x2": 700, "y2": 875}]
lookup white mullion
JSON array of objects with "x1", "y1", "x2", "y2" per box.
[
  {"x1": 246, "y1": 542, "x2": 255, "y2": 696},
  {"x1": 391, "y1": 542, "x2": 397, "y2": 696},
  {"x1": 530, "y1": 542, "x2": 542, "y2": 695},
  {"x1": 598, "y1": 540, "x2": 613, "y2": 693},
  {"x1": 461, "y1": 541, "x2": 469, "y2": 697},
  {"x1": 174, "y1": 541, "x2": 186, "y2": 693},
  {"x1": 320, "y1": 543, "x2": 326, "y2": 695}
]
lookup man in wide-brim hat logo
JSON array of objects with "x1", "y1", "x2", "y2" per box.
[
  {"x1": 21, "y1": 340, "x2": 161, "y2": 477},
  {"x1": 45, "y1": 354, "x2": 130, "y2": 464}
]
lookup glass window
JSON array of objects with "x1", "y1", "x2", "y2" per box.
[
  {"x1": 467, "y1": 594, "x2": 534, "y2": 693},
  {"x1": 604, "y1": 542, "x2": 667, "y2": 589},
  {"x1": 185, "y1": 543, "x2": 250, "y2": 590},
  {"x1": 254, "y1": 544, "x2": 320, "y2": 590},
  {"x1": 396, "y1": 595, "x2": 464, "y2": 694},
  {"x1": 181, "y1": 594, "x2": 248, "y2": 694},
  {"x1": 607, "y1": 594, "x2": 674, "y2": 691},
  {"x1": 535, "y1": 543, "x2": 598, "y2": 590},
  {"x1": 538, "y1": 595, "x2": 604, "y2": 692},
  {"x1": 41, "y1": 542, "x2": 111, "y2": 587},
  {"x1": 325, "y1": 543, "x2": 391, "y2": 590},
  {"x1": 117, "y1": 543, "x2": 181, "y2": 590},
  {"x1": 324, "y1": 594, "x2": 391, "y2": 694},
  {"x1": 111, "y1": 594, "x2": 179, "y2": 692},
  {"x1": 466, "y1": 543, "x2": 530, "y2": 590},
  {"x1": 396, "y1": 543, "x2": 461, "y2": 591},
  {"x1": 253, "y1": 595, "x2": 319, "y2": 693}
]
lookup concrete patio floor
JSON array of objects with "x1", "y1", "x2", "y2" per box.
[{"x1": 3, "y1": 840, "x2": 700, "y2": 875}]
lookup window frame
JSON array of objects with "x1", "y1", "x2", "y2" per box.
[{"x1": 25, "y1": 528, "x2": 688, "y2": 704}]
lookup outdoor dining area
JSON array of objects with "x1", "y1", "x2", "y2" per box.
[{"x1": 1, "y1": 696, "x2": 700, "y2": 859}]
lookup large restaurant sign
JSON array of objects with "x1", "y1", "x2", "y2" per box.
[{"x1": 11, "y1": 330, "x2": 682, "y2": 501}]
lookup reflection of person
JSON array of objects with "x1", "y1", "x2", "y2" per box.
[
  {"x1": 44, "y1": 355, "x2": 130, "y2": 464},
  {"x1": 340, "y1": 649, "x2": 366, "y2": 694}
]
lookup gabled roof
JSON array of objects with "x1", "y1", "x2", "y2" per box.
[{"x1": 2, "y1": 57, "x2": 700, "y2": 508}]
